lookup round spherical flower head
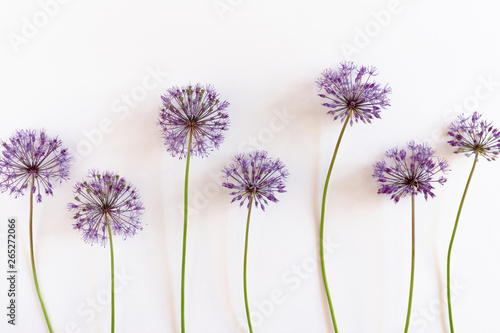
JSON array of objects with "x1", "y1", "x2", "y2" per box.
[
  {"x1": 158, "y1": 83, "x2": 230, "y2": 158},
  {"x1": 373, "y1": 141, "x2": 449, "y2": 203},
  {"x1": 68, "y1": 170, "x2": 145, "y2": 246},
  {"x1": 222, "y1": 151, "x2": 289, "y2": 211},
  {"x1": 0, "y1": 129, "x2": 71, "y2": 203},
  {"x1": 317, "y1": 62, "x2": 391, "y2": 125},
  {"x1": 448, "y1": 111, "x2": 500, "y2": 161}
]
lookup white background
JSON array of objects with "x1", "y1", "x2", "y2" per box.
[{"x1": 1, "y1": 0, "x2": 500, "y2": 332}]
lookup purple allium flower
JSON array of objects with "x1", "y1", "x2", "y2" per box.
[
  {"x1": 158, "y1": 83, "x2": 230, "y2": 158},
  {"x1": 317, "y1": 62, "x2": 391, "y2": 125},
  {"x1": 373, "y1": 141, "x2": 449, "y2": 203},
  {"x1": 222, "y1": 151, "x2": 289, "y2": 211},
  {"x1": 68, "y1": 170, "x2": 144, "y2": 246},
  {"x1": 0, "y1": 129, "x2": 71, "y2": 203},
  {"x1": 447, "y1": 111, "x2": 500, "y2": 161}
]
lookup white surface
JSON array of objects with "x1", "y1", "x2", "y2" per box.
[{"x1": 1, "y1": 0, "x2": 500, "y2": 332}]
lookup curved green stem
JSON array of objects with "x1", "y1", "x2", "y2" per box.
[
  {"x1": 447, "y1": 155, "x2": 477, "y2": 333},
  {"x1": 243, "y1": 196, "x2": 254, "y2": 333},
  {"x1": 319, "y1": 113, "x2": 351, "y2": 333},
  {"x1": 404, "y1": 195, "x2": 416, "y2": 333},
  {"x1": 181, "y1": 132, "x2": 193, "y2": 333},
  {"x1": 107, "y1": 217, "x2": 115, "y2": 333},
  {"x1": 29, "y1": 177, "x2": 54, "y2": 333}
]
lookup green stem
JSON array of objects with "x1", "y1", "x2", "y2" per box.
[
  {"x1": 404, "y1": 195, "x2": 416, "y2": 333},
  {"x1": 29, "y1": 177, "x2": 54, "y2": 333},
  {"x1": 319, "y1": 113, "x2": 351, "y2": 332},
  {"x1": 181, "y1": 132, "x2": 193, "y2": 333},
  {"x1": 447, "y1": 155, "x2": 477, "y2": 333},
  {"x1": 107, "y1": 217, "x2": 115, "y2": 333},
  {"x1": 243, "y1": 196, "x2": 254, "y2": 333}
]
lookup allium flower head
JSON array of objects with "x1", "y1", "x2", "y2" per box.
[
  {"x1": 317, "y1": 62, "x2": 391, "y2": 125},
  {"x1": 158, "y1": 83, "x2": 230, "y2": 158},
  {"x1": 0, "y1": 129, "x2": 71, "y2": 202},
  {"x1": 68, "y1": 170, "x2": 144, "y2": 246},
  {"x1": 373, "y1": 141, "x2": 449, "y2": 203},
  {"x1": 447, "y1": 111, "x2": 500, "y2": 161},
  {"x1": 222, "y1": 151, "x2": 289, "y2": 211}
]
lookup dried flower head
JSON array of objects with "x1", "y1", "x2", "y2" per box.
[
  {"x1": 158, "y1": 83, "x2": 230, "y2": 158},
  {"x1": 447, "y1": 111, "x2": 500, "y2": 161},
  {"x1": 222, "y1": 151, "x2": 289, "y2": 211},
  {"x1": 373, "y1": 141, "x2": 449, "y2": 203},
  {"x1": 68, "y1": 170, "x2": 144, "y2": 246},
  {"x1": 317, "y1": 62, "x2": 391, "y2": 125},
  {"x1": 0, "y1": 129, "x2": 71, "y2": 202}
]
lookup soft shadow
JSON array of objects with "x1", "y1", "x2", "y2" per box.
[{"x1": 265, "y1": 75, "x2": 337, "y2": 328}]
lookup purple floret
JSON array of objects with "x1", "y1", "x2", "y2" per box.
[
  {"x1": 222, "y1": 151, "x2": 289, "y2": 211},
  {"x1": 448, "y1": 111, "x2": 500, "y2": 161},
  {"x1": 68, "y1": 170, "x2": 145, "y2": 246},
  {"x1": 373, "y1": 141, "x2": 449, "y2": 203},
  {"x1": 158, "y1": 83, "x2": 230, "y2": 158},
  {"x1": 0, "y1": 129, "x2": 71, "y2": 202},
  {"x1": 317, "y1": 62, "x2": 391, "y2": 125}
]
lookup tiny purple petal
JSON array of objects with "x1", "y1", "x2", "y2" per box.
[
  {"x1": 373, "y1": 141, "x2": 449, "y2": 204},
  {"x1": 447, "y1": 112, "x2": 500, "y2": 161},
  {"x1": 221, "y1": 151, "x2": 289, "y2": 211},
  {"x1": 317, "y1": 62, "x2": 391, "y2": 126},
  {"x1": 68, "y1": 170, "x2": 145, "y2": 246},
  {"x1": 0, "y1": 129, "x2": 71, "y2": 202},
  {"x1": 158, "y1": 83, "x2": 230, "y2": 159}
]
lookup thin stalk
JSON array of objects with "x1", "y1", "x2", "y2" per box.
[
  {"x1": 319, "y1": 112, "x2": 351, "y2": 332},
  {"x1": 29, "y1": 176, "x2": 54, "y2": 333},
  {"x1": 447, "y1": 155, "x2": 478, "y2": 333},
  {"x1": 243, "y1": 196, "x2": 254, "y2": 333},
  {"x1": 107, "y1": 217, "x2": 115, "y2": 333},
  {"x1": 181, "y1": 132, "x2": 193, "y2": 333},
  {"x1": 404, "y1": 195, "x2": 416, "y2": 333}
]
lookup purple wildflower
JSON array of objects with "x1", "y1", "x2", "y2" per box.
[
  {"x1": 317, "y1": 62, "x2": 391, "y2": 125},
  {"x1": 373, "y1": 141, "x2": 449, "y2": 203},
  {"x1": 68, "y1": 170, "x2": 144, "y2": 246},
  {"x1": 447, "y1": 111, "x2": 500, "y2": 161},
  {"x1": 0, "y1": 129, "x2": 71, "y2": 203},
  {"x1": 222, "y1": 151, "x2": 289, "y2": 211},
  {"x1": 158, "y1": 83, "x2": 230, "y2": 158}
]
